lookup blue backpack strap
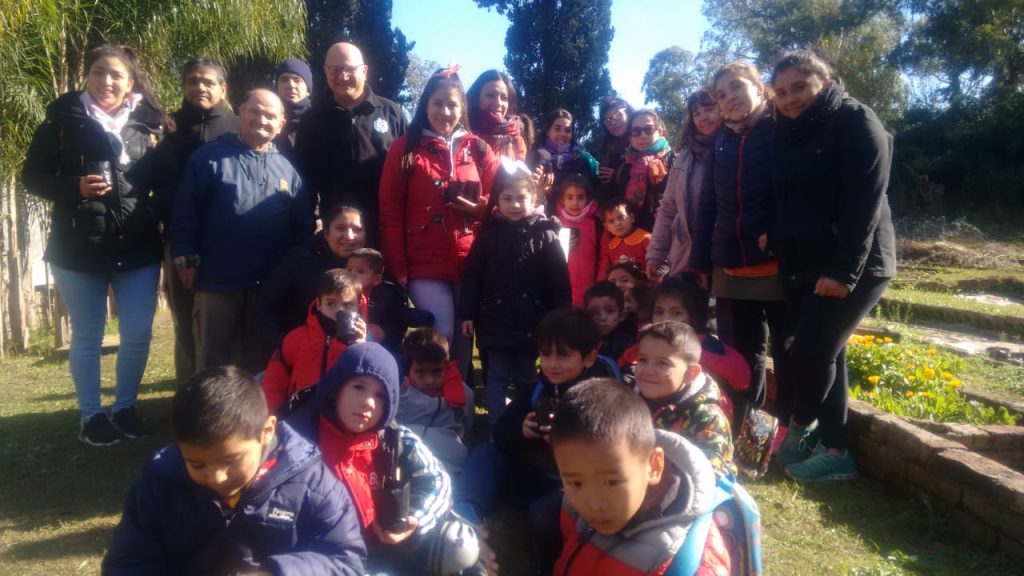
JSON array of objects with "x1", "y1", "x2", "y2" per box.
[
  {"x1": 530, "y1": 381, "x2": 545, "y2": 409},
  {"x1": 595, "y1": 354, "x2": 623, "y2": 382},
  {"x1": 667, "y1": 476, "x2": 735, "y2": 576}
]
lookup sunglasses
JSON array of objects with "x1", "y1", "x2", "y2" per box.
[{"x1": 630, "y1": 125, "x2": 658, "y2": 137}]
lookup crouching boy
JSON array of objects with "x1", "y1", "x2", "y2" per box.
[
  {"x1": 103, "y1": 367, "x2": 366, "y2": 575},
  {"x1": 287, "y1": 342, "x2": 482, "y2": 575},
  {"x1": 550, "y1": 379, "x2": 731, "y2": 575}
]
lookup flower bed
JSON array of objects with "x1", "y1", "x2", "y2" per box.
[{"x1": 847, "y1": 334, "x2": 1018, "y2": 425}]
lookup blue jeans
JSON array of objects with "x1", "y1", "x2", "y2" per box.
[
  {"x1": 52, "y1": 264, "x2": 160, "y2": 420},
  {"x1": 483, "y1": 346, "x2": 537, "y2": 425}
]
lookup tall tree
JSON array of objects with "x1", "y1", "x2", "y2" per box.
[
  {"x1": 478, "y1": 0, "x2": 614, "y2": 138},
  {"x1": 643, "y1": 46, "x2": 702, "y2": 145},
  {"x1": 304, "y1": 0, "x2": 413, "y2": 102},
  {"x1": 402, "y1": 54, "x2": 441, "y2": 117},
  {"x1": 701, "y1": 0, "x2": 907, "y2": 119}
]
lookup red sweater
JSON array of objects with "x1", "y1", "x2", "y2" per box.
[
  {"x1": 378, "y1": 132, "x2": 500, "y2": 284},
  {"x1": 598, "y1": 228, "x2": 651, "y2": 279},
  {"x1": 262, "y1": 302, "x2": 348, "y2": 414},
  {"x1": 318, "y1": 416, "x2": 380, "y2": 530},
  {"x1": 557, "y1": 201, "x2": 602, "y2": 307}
]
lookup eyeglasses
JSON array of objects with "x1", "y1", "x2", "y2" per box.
[
  {"x1": 325, "y1": 64, "x2": 363, "y2": 78},
  {"x1": 630, "y1": 125, "x2": 658, "y2": 137},
  {"x1": 602, "y1": 109, "x2": 626, "y2": 124}
]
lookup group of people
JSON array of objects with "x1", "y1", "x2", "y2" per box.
[{"x1": 23, "y1": 35, "x2": 896, "y2": 575}]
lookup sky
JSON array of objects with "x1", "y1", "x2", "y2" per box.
[{"x1": 391, "y1": 0, "x2": 709, "y2": 109}]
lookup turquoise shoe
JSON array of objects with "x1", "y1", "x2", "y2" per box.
[
  {"x1": 784, "y1": 445, "x2": 859, "y2": 482},
  {"x1": 774, "y1": 419, "x2": 819, "y2": 467}
]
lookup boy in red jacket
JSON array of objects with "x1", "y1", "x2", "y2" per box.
[
  {"x1": 597, "y1": 197, "x2": 651, "y2": 279},
  {"x1": 551, "y1": 379, "x2": 731, "y2": 576},
  {"x1": 262, "y1": 269, "x2": 366, "y2": 415}
]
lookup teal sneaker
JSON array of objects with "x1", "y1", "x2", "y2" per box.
[
  {"x1": 774, "y1": 419, "x2": 820, "y2": 467},
  {"x1": 784, "y1": 445, "x2": 859, "y2": 482}
]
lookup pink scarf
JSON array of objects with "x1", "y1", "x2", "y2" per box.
[{"x1": 557, "y1": 199, "x2": 598, "y2": 225}]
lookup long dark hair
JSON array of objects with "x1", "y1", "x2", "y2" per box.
[
  {"x1": 598, "y1": 96, "x2": 634, "y2": 138},
  {"x1": 84, "y1": 44, "x2": 166, "y2": 121},
  {"x1": 678, "y1": 86, "x2": 716, "y2": 150},
  {"x1": 771, "y1": 49, "x2": 837, "y2": 85},
  {"x1": 466, "y1": 69, "x2": 521, "y2": 130},
  {"x1": 405, "y1": 70, "x2": 469, "y2": 153}
]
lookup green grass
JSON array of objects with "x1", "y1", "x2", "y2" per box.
[
  {"x1": 882, "y1": 287, "x2": 1024, "y2": 320},
  {"x1": 0, "y1": 312, "x2": 1019, "y2": 575}
]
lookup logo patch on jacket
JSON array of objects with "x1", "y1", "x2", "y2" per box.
[
  {"x1": 278, "y1": 179, "x2": 289, "y2": 192},
  {"x1": 373, "y1": 117, "x2": 389, "y2": 134},
  {"x1": 267, "y1": 507, "x2": 296, "y2": 524}
]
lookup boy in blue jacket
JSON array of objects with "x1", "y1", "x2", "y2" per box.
[{"x1": 103, "y1": 366, "x2": 366, "y2": 575}]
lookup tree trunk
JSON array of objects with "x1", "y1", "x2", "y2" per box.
[{"x1": 2, "y1": 175, "x2": 28, "y2": 351}]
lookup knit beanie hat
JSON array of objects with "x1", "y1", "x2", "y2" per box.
[{"x1": 275, "y1": 58, "x2": 313, "y2": 93}]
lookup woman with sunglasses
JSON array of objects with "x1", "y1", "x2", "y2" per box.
[
  {"x1": 609, "y1": 109, "x2": 674, "y2": 231},
  {"x1": 688, "y1": 62, "x2": 793, "y2": 434}
]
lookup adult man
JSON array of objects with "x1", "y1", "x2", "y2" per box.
[
  {"x1": 293, "y1": 42, "x2": 406, "y2": 244},
  {"x1": 152, "y1": 58, "x2": 239, "y2": 386},
  {"x1": 170, "y1": 89, "x2": 313, "y2": 373},
  {"x1": 273, "y1": 57, "x2": 313, "y2": 160}
]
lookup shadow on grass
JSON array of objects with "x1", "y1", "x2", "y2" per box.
[
  {"x1": 751, "y1": 469, "x2": 1016, "y2": 575},
  {"x1": 0, "y1": 390, "x2": 175, "y2": 533},
  {"x1": 5, "y1": 524, "x2": 113, "y2": 562},
  {"x1": 31, "y1": 378, "x2": 176, "y2": 403}
]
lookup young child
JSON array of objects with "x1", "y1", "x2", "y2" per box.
[
  {"x1": 396, "y1": 328, "x2": 475, "y2": 474},
  {"x1": 597, "y1": 197, "x2": 651, "y2": 279},
  {"x1": 262, "y1": 269, "x2": 366, "y2": 415},
  {"x1": 652, "y1": 274, "x2": 751, "y2": 422},
  {"x1": 635, "y1": 320, "x2": 736, "y2": 476},
  {"x1": 454, "y1": 309, "x2": 619, "y2": 573},
  {"x1": 584, "y1": 281, "x2": 637, "y2": 363},
  {"x1": 555, "y1": 176, "x2": 602, "y2": 307},
  {"x1": 347, "y1": 248, "x2": 435, "y2": 356},
  {"x1": 605, "y1": 261, "x2": 645, "y2": 293},
  {"x1": 104, "y1": 367, "x2": 367, "y2": 575},
  {"x1": 550, "y1": 379, "x2": 731, "y2": 575},
  {"x1": 460, "y1": 159, "x2": 572, "y2": 425},
  {"x1": 287, "y1": 342, "x2": 482, "y2": 576},
  {"x1": 625, "y1": 282, "x2": 654, "y2": 327}
]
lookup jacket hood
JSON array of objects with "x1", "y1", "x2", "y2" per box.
[
  {"x1": 145, "y1": 421, "x2": 319, "y2": 495},
  {"x1": 315, "y1": 342, "x2": 401, "y2": 432}
]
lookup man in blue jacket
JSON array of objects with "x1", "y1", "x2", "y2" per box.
[
  {"x1": 103, "y1": 366, "x2": 366, "y2": 575},
  {"x1": 170, "y1": 88, "x2": 313, "y2": 372}
]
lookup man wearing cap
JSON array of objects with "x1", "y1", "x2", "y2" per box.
[
  {"x1": 273, "y1": 57, "x2": 313, "y2": 160},
  {"x1": 293, "y1": 42, "x2": 406, "y2": 245}
]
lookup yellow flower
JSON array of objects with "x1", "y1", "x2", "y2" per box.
[
  {"x1": 922, "y1": 391, "x2": 934, "y2": 398},
  {"x1": 907, "y1": 376, "x2": 916, "y2": 383},
  {"x1": 942, "y1": 371, "x2": 954, "y2": 380},
  {"x1": 864, "y1": 335, "x2": 876, "y2": 342},
  {"x1": 905, "y1": 391, "x2": 915, "y2": 398},
  {"x1": 867, "y1": 375, "x2": 881, "y2": 385},
  {"x1": 923, "y1": 367, "x2": 936, "y2": 379},
  {"x1": 927, "y1": 348, "x2": 938, "y2": 355},
  {"x1": 884, "y1": 337, "x2": 894, "y2": 343},
  {"x1": 947, "y1": 379, "x2": 961, "y2": 389}
]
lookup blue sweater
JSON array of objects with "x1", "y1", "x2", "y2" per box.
[
  {"x1": 102, "y1": 422, "x2": 366, "y2": 576},
  {"x1": 170, "y1": 133, "x2": 312, "y2": 291}
]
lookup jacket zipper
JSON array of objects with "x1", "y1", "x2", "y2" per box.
[
  {"x1": 561, "y1": 528, "x2": 595, "y2": 575},
  {"x1": 320, "y1": 335, "x2": 332, "y2": 376},
  {"x1": 735, "y1": 133, "x2": 748, "y2": 267}
]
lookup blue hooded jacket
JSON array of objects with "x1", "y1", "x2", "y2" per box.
[{"x1": 102, "y1": 422, "x2": 366, "y2": 575}]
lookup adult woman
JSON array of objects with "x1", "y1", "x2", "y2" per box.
[
  {"x1": 22, "y1": 44, "x2": 166, "y2": 446},
  {"x1": 379, "y1": 67, "x2": 500, "y2": 351},
  {"x1": 610, "y1": 109, "x2": 673, "y2": 231},
  {"x1": 590, "y1": 96, "x2": 634, "y2": 199},
  {"x1": 249, "y1": 204, "x2": 367, "y2": 367},
  {"x1": 466, "y1": 69, "x2": 533, "y2": 161},
  {"x1": 646, "y1": 87, "x2": 721, "y2": 279},
  {"x1": 527, "y1": 108, "x2": 599, "y2": 209},
  {"x1": 688, "y1": 62, "x2": 791, "y2": 433},
  {"x1": 771, "y1": 51, "x2": 896, "y2": 482}
]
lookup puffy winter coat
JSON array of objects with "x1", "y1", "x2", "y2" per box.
[
  {"x1": 378, "y1": 130, "x2": 500, "y2": 284},
  {"x1": 102, "y1": 422, "x2": 366, "y2": 575},
  {"x1": 22, "y1": 91, "x2": 165, "y2": 274},
  {"x1": 459, "y1": 213, "x2": 571, "y2": 349},
  {"x1": 647, "y1": 140, "x2": 712, "y2": 277}
]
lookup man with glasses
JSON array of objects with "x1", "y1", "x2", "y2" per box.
[{"x1": 293, "y1": 42, "x2": 407, "y2": 245}]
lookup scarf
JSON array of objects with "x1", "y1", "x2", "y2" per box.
[
  {"x1": 284, "y1": 97, "x2": 312, "y2": 125},
  {"x1": 775, "y1": 82, "x2": 843, "y2": 146},
  {"x1": 80, "y1": 91, "x2": 142, "y2": 163},
  {"x1": 543, "y1": 137, "x2": 574, "y2": 170},
  {"x1": 623, "y1": 137, "x2": 671, "y2": 208},
  {"x1": 475, "y1": 111, "x2": 528, "y2": 161},
  {"x1": 556, "y1": 198, "x2": 598, "y2": 225}
]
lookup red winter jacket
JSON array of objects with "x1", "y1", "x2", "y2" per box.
[
  {"x1": 263, "y1": 302, "x2": 348, "y2": 414},
  {"x1": 379, "y1": 130, "x2": 500, "y2": 284},
  {"x1": 598, "y1": 228, "x2": 651, "y2": 279},
  {"x1": 557, "y1": 200, "x2": 602, "y2": 307}
]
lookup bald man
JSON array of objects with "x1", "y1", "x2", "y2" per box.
[
  {"x1": 170, "y1": 89, "x2": 314, "y2": 372},
  {"x1": 293, "y1": 42, "x2": 407, "y2": 245}
]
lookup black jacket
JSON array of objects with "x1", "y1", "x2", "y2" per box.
[
  {"x1": 275, "y1": 97, "x2": 312, "y2": 161},
  {"x1": 149, "y1": 99, "x2": 239, "y2": 223},
  {"x1": 773, "y1": 87, "x2": 897, "y2": 289},
  {"x1": 368, "y1": 280, "x2": 434, "y2": 355},
  {"x1": 293, "y1": 88, "x2": 407, "y2": 244},
  {"x1": 611, "y1": 150, "x2": 675, "y2": 231},
  {"x1": 689, "y1": 111, "x2": 777, "y2": 271},
  {"x1": 22, "y1": 91, "x2": 165, "y2": 274},
  {"x1": 249, "y1": 232, "x2": 348, "y2": 366},
  {"x1": 459, "y1": 214, "x2": 572, "y2": 349}
]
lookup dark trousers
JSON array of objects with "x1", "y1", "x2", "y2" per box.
[
  {"x1": 715, "y1": 297, "x2": 793, "y2": 431},
  {"x1": 163, "y1": 248, "x2": 195, "y2": 386},
  {"x1": 193, "y1": 290, "x2": 260, "y2": 373},
  {"x1": 785, "y1": 276, "x2": 890, "y2": 450}
]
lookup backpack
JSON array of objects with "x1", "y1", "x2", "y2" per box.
[{"x1": 670, "y1": 474, "x2": 763, "y2": 576}]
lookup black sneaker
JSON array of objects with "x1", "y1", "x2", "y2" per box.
[
  {"x1": 80, "y1": 413, "x2": 123, "y2": 446},
  {"x1": 112, "y1": 406, "x2": 151, "y2": 439}
]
